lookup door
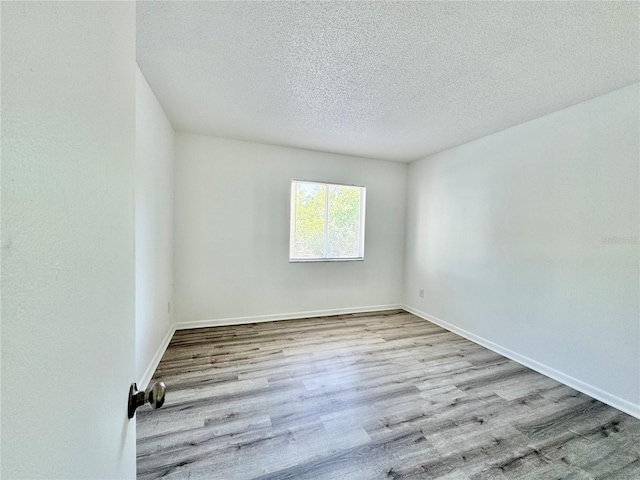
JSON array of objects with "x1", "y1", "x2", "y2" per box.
[{"x1": 1, "y1": 2, "x2": 137, "y2": 478}]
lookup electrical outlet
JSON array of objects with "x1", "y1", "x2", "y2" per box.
[
  {"x1": 168, "y1": 301, "x2": 171, "y2": 313},
  {"x1": 419, "y1": 289, "x2": 424, "y2": 298}
]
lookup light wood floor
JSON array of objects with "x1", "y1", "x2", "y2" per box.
[{"x1": 137, "y1": 310, "x2": 640, "y2": 479}]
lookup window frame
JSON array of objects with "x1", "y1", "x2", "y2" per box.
[{"x1": 289, "y1": 179, "x2": 366, "y2": 263}]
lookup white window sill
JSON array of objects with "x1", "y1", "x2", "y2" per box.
[{"x1": 289, "y1": 257, "x2": 364, "y2": 263}]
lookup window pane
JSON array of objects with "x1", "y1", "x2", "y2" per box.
[
  {"x1": 291, "y1": 182, "x2": 326, "y2": 258},
  {"x1": 290, "y1": 180, "x2": 365, "y2": 261},
  {"x1": 327, "y1": 185, "x2": 361, "y2": 258}
]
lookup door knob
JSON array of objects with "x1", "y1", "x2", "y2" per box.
[{"x1": 128, "y1": 381, "x2": 166, "y2": 419}]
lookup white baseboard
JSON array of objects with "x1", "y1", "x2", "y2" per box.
[
  {"x1": 139, "y1": 325, "x2": 176, "y2": 390},
  {"x1": 403, "y1": 305, "x2": 640, "y2": 420},
  {"x1": 140, "y1": 303, "x2": 639, "y2": 420},
  {"x1": 175, "y1": 304, "x2": 404, "y2": 330}
]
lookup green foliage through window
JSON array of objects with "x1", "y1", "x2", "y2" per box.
[{"x1": 290, "y1": 181, "x2": 366, "y2": 261}]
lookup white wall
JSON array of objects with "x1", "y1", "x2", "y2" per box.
[
  {"x1": 1, "y1": 2, "x2": 137, "y2": 478},
  {"x1": 404, "y1": 84, "x2": 640, "y2": 416},
  {"x1": 135, "y1": 66, "x2": 175, "y2": 386},
  {"x1": 174, "y1": 134, "x2": 407, "y2": 325}
]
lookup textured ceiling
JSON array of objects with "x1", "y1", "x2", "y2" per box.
[{"x1": 137, "y1": 1, "x2": 639, "y2": 162}]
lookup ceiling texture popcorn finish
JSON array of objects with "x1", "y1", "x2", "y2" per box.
[{"x1": 136, "y1": 2, "x2": 639, "y2": 162}]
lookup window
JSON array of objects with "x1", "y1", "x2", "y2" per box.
[{"x1": 290, "y1": 180, "x2": 366, "y2": 262}]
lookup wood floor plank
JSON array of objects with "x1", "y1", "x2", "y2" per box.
[{"x1": 137, "y1": 310, "x2": 640, "y2": 479}]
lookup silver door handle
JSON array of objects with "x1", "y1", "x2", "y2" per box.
[{"x1": 128, "y1": 381, "x2": 166, "y2": 419}]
